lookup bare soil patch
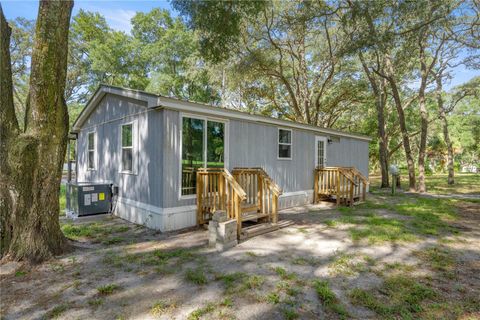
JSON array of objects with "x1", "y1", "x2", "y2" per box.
[{"x1": 1, "y1": 195, "x2": 479, "y2": 319}]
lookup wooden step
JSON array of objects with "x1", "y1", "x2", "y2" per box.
[
  {"x1": 241, "y1": 204, "x2": 258, "y2": 212},
  {"x1": 240, "y1": 223, "x2": 279, "y2": 240},
  {"x1": 241, "y1": 212, "x2": 269, "y2": 222}
]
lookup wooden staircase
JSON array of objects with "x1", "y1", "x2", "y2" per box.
[
  {"x1": 313, "y1": 166, "x2": 368, "y2": 206},
  {"x1": 196, "y1": 167, "x2": 282, "y2": 240}
]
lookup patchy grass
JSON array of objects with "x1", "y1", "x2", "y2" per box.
[
  {"x1": 282, "y1": 307, "x2": 300, "y2": 320},
  {"x1": 185, "y1": 268, "x2": 208, "y2": 285},
  {"x1": 150, "y1": 300, "x2": 175, "y2": 316},
  {"x1": 215, "y1": 272, "x2": 247, "y2": 292},
  {"x1": 425, "y1": 173, "x2": 480, "y2": 194},
  {"x1": 102, "y1": 250, "x2": 124, "y2": 268},
  {"x1": 97, "y1": 283, "x2": 120, "y2": 295},
  {"x1": 15, "y1": 270, "x2": 27, "y2": 277},
  {"x1": 274, "y1": 267, "x2": 297, "y2": 281},
  {"x1": 324, "y1": 219, "x2": 338, "y2": 227},
  {"x1": 245, "y1": 251, "x2": 258, "y2": 257},
  {"x1": 124, "y1": 248, "x2": 196, "y2": 267},
  {"x1": 45, "y1": 303, "x2": 69, "y2": 319},
  {"x1": 88, "y1": 298, "x2": 104, "y2": 307},
  {"x1": 243, "y1": 275, "x2": 265, "y2": 290},
  {"x1": 395, "y1": 197, "x2": 457, "y2": 236},
  {"x1": 187, "y1": 302, "x2": 215, "y2": 320},
  {"x1": 414, "y1": 246, "x2": 456, "y2": 275},
  {"x1": 220, "y1": 297, "x2": 233, "y2": 308},
  {"x1": 329, "y1": 253, "x2": 369, "y2": 276},
  {"x1": 290, "y1": 256, "x2": 318, "y2": 266},
  {"x1": 102, "y1": 237, "x2": 124, "y2": 245},
  {"x1": 61, "y1": 222, "x2": 109, "y2": 240},
  {"x1": 313, "y1": 280, "x2": 349, "y2": 318},
  {"x1": 327, "y1": 195, "x2": 459, "y2": 244},
  {"x1": 61, "y1": 222, "x2": 131, "y2": 241},
  {"x1": 369, "y1": 173, "x2": 480, "y2": 195},
  {"x1": 349, "y1": 275, "x2": 436, "y2": 318},
  {"x1": 266, "y1": 292, "x2": 281, "y2": 304}
]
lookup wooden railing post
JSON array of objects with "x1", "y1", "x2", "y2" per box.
[
  {"x1": 349, "y1": 180, "x2": 354, "y2": 207},
  {"x1": 235, "y1": 194, "x2": 242, "y2": 238},
  {"x1": 314, "y1": 169, "x2": 319, "y2": 203},
  {"x1": 362, "y1": 181, "x2": 366, "y2": 201},
  {"x1": 257, "y1": 174, "x2": 263, "y2": 212},
  {"x1": 196, "y1": 172, "x2": 203, "y2": 225},
  {"x1": 335, "y1": 169, "x2": 341, "y2": 206},
  {"x1": 272, "y1": 193, "x2": 278, "y2": 223}
]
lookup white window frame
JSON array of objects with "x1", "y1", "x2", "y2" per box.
[
  {"x1": 179, "y1": 112, "x2": 229, "y2": 200},
  {"x1": 119, "y1": 120, "x2": 138, "y2": 175},
  {"x1": 87, "y1": 130, "x2": 96, "y2": 171},
  {"x1": 315, "y1": 136, "x2": 328, "y2": 168},
  {"x1": 277, "y1": 128, "x2": 293, "y2": 160}
]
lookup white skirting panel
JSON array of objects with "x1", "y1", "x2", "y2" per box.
[
  {"x1": 279, "y1": 190, "x2": 313, "y2": 209},
  {"x1": 115, "y1": 190, "x2": 313, "y2": 232},
  {"x1": 114, "y1": 197, "x2": 196, "y2": 232}
]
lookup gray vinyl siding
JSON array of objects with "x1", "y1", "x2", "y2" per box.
[
  {"x1": 161, "y1": 109, "x2": 194, "y2": 208},
  {"x1": 160, "y1": 109, "x2": 370, "y2": 208},
  {"x1": 228, "y1": 120, "x2": 315, "y2": 193},
  {"x1": 77, "y1": 94, "x2": 162, "y2": 207},
  {"x1": 77, "y1": 97, "x2": 369, "y2": 211},
  {"x1": 328, "y1": 137, "x2": 369, "y2": 177}
]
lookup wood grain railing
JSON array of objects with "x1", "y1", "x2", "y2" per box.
[
  {"x1": 232, "y1": 167, "x2": 282, "y2": 223},
  {"x1": 314, "y1": 166, "x2": 368, "y2": 206},
  {"x1": 196, "y1": 168, "x2": 247, "y2": 236}
]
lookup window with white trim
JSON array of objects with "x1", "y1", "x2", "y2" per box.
[
  {"x1": 121, "y1": 123, "x2": 133, "y2": 172},
  {"x1": 181, "y1": 116, "x2": 225, "y2": 196},
  {"x1": 87, "y1": 132, "x2": 95, "y2": 170},
  {"x1": 278, "y1": 128, "x2": 292, "y2": 159}
]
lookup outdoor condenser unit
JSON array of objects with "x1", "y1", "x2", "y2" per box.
[{"x1": 66, "y1": 182, "x2": 115, "y2": 217}]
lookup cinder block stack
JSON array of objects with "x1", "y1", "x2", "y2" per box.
[{"x1": 208, "y1": 210, "x2": 238, "y2": 251}]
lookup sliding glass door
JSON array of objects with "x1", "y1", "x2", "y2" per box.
[{"x1": 181, "y1": 116, "x2": 225, "y2": 196}]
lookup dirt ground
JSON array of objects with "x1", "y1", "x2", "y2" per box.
[{"x1": 1, "y1": 193, "x2": 479, "y2": 320}]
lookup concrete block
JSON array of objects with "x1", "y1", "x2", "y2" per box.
[
  {"x1": 217, "y1": 219, "x2": 237, "y2": 242},
  {"x1": 208, "y1": 221, "x2": 219, "y2": 247},
  {"x1": 212, "y1": 210, "x2": 228, "y2": 223},
  {"x1": 216, "y1": 240, "x2": 238, "y2": 252}
]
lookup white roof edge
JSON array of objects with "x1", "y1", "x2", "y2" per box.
[{"x1": 72, "y1": 85, "x2": 372, "y2": 142}]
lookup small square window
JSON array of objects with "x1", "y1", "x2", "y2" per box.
[{"x1": 278, "y1": 129, "x2": 292, "y2": 159}]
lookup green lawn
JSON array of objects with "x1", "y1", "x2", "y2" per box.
[
  {"x1": 59, "y1": 184, "x2": 66, "y2": 216},
  {"x1": 369, "y1": 173, "x2": 480, "y2": 195}
]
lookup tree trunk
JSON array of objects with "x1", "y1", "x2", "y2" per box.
[
  {"x1": 2, "y1": 0, "x2": 74, "y2": 262},
  {"x1": 359, "y1": 53, "x2": 389, "y2": 188},
  {"x1": 417, "y1": 88, "x2": 428, "y2": 193},
  {"x1": 417, "y1": 42, "x2": 430, "y2": 193},
  {"x1": 436, "y1": 77, "x2": 454, "y2": 185},
  {"x1": 377, "y1": 92, "x2": 390, "y2": 188},
  {"x1": 0, "y1": 4, "x2": 19, "y2": 256},
  {"x1": 386, "y1": 68, "x2": 416, "y2": 191}
]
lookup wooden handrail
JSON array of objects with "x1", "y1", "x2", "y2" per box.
[
  {"x1": 338, "y1": 168, "x2": 357, "y2": 185},
  {"x1": 233, "y1": 167, "x2": 283, "y2": 196},
  {"x1": 314, "y1": 166, "x2": 367, "y2": 206},
  {"x1": 196, "y1": 168, "x2": 247, "y2": 232},
  {"x1": 232, "y1": 167, "x2": 282, "y2": 224},
  {"x1": 198, "y1": 168, "x2": 247, "y2": 200},
  {"x1": 341, "y1": 167, "x2": 369, "y2": 184}
]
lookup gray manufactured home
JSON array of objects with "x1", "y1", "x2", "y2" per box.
[{"x1": 71, "y1": 85, "x2": 371, "y2": 233}]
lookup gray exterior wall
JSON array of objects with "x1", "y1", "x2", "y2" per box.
[
  {"x1": 77, "y1": 93, "x2": 163, "y2": 208},
  {"x1": 77, "y1": 96, "x2": 369, "y2": 230},
  {"x1": 160, "y1": 109, "x2": 369, "y2": 209}
]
